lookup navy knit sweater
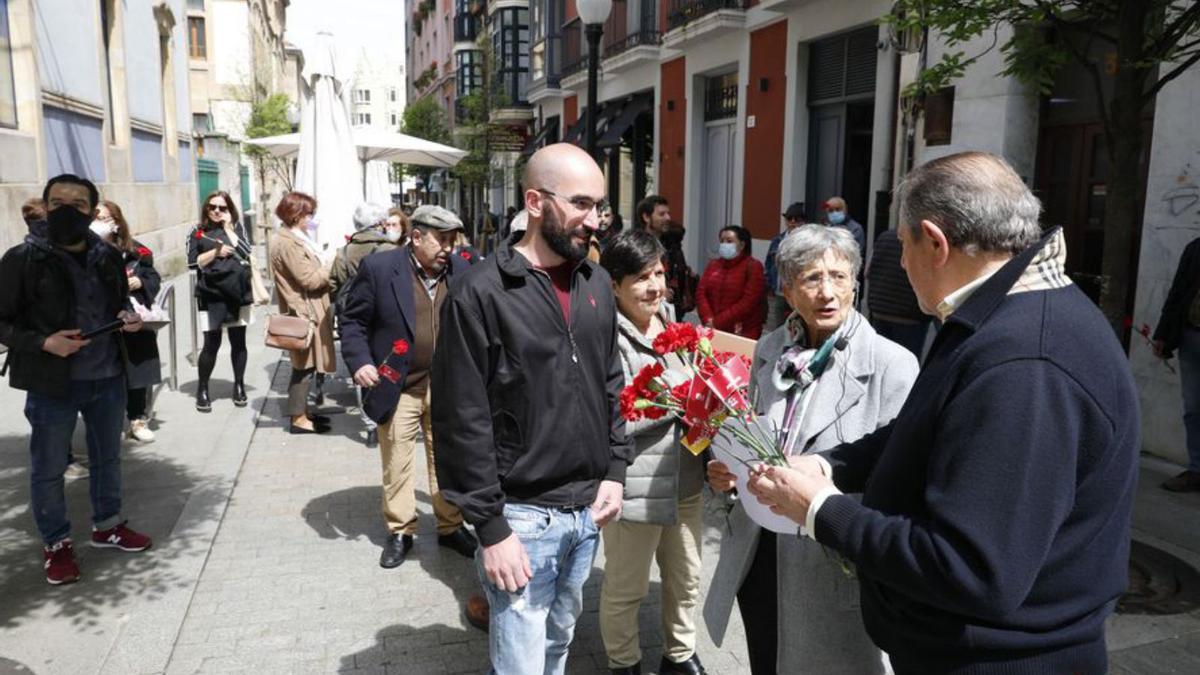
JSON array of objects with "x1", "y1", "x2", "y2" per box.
[{"x1": 815, "y1": 235, "x2": 1140, "y2": 674}]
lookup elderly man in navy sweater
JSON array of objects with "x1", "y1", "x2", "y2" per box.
[{"x1": 744, "y1": 152, "x2": 1140, "y2": 673}]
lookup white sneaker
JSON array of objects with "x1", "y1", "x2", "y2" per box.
[
  {"x1": 64, "y1": 462, "x2": 90, "y2": 480},
  {"x1": 128, "y1": 419, "x2": 156, "y2": 443}
]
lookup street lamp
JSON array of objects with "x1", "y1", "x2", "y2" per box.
[{"x1": 577, "y1": 0, "x2": 612, "y2": 162}]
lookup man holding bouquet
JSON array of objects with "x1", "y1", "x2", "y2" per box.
[
  {"x1": 744, "y1": 152, "x2": 1140, "y2": 674},
  {"x1": 432, "y1": 143, "x2": 631, "y2": 675},
  {"x1": 340, "y1": 205, "x2": 478, "y2": 569}
]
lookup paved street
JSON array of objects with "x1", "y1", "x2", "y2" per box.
[{"x1": 1, "y1": 268, "x2": 1199, "y2": 674}]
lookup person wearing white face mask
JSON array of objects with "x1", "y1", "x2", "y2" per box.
[
  {"x1": 95, "y1": 201, "x2": 163, "y2": 444},
  {"x1": 330, "y1": 202, "x2": 406, "y2": 448},
  {"x1": 696, "y1": 225, "x2": 766, "y2": 339}
]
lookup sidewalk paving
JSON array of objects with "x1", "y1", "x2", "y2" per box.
[{"x1": 0, "y1": 265, "x2": 1198, "y2": 673}]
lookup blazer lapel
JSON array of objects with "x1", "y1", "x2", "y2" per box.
[{"x1": 391, "y1": 249, "x2": 417, "y2": 337}]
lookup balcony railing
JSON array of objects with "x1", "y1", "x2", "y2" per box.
[
  {"x1": 667, "y1": 0, "x2": 746, "y2": 31},
  {"x1": 604, "y1": 30, "x2": 662, "y2": 58}
]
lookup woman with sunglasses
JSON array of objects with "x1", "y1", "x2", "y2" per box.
[
  {"x1": 93, "y1": 201, "x2": 162, "y2": 442},
  {"x1": 187, "y1": 191, "x2": 253, "y2": 412}
]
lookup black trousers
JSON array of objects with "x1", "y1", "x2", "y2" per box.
[{"x1": 737, "y1": 530, "x2": 779, "y2": 675}]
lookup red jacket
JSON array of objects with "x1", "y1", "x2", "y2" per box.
[{"x1": 696, "y1": 253, "x2": 765, "y2": 339}]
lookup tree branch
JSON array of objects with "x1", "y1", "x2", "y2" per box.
[
  {"x1": 1144, "y1": 47, "x2": 1200, "y2": 98},
  {"x1": 1148, "y1": 0, "x2": 1200, "y2": 60}
]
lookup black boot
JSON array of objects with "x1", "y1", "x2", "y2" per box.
[
  {"x1": 232, "y1": 381, "x2": 247, "y2": 407},
  {"x1": 610, "y1": 664, "x2": 641, "y2": 675},
  {"x1": 195, "y1": 383, "x2": 212, "y2": 413}
]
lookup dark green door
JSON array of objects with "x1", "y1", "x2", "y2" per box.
[{"x1": 197, "y1": 159, "x2": 219, "y2": 207}]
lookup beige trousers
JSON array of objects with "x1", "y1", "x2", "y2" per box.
[
  {"x1": 377, "y1": 385, "x2": 463, "y2": 536},
  {"x1": 600, "y1": 493, "x2": 704, "y2": 668}
]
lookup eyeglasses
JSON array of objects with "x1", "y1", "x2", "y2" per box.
[
  {"x1": 797, "y1": 271, "x2": 854, "y2": 291},
  {"x1": 208, "y1": 204, "x2": 229, "y2": 213},
  {"x1": 537, "y1": 189, "x2": 603, "y2": 215}
]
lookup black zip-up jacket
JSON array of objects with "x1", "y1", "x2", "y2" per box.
[
  {"x1": 1153, "y1": 237, "x2": 1200, "y2": 357},
  {"x1": 431, "y1": 244, "x2": 632, "y2": 546},
  {"x1": 0, "y1": 232, "x2": 130, "y2": 398}
]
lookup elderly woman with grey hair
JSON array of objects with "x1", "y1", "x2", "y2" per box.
[
  {"x1": 330, "y1": 202, "x2": 406, "y2": 447},
  {"x1": 330, "y1": 202, "x2": 406, "y2": 299},
  {"x1": 702, "y1": 224, "x2": 920, "y2": 674}
]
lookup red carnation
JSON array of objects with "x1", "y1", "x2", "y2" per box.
[
  {"x1": 459, "y1": 250, "x2": 473, "y2": 261},
  {"x1": 620, "y1": 387, "x2": 644, "y2": 421},
  {"x1": 631, "y1": 362, "x2": 664, "y2": 398},
  {"x1": 1121, "y1": 316, "x2": 1134, "y2": 330},
  {"x1": 136, "y1": 246, "x2": 152, "y2": 258},
  {"x1": 392, "y1": 339, "x2": 410, "y2": 356},
  {"x1": 1138, "y1": 323, "x2": 1152, "y2": 338},
  {"x1": 193, "y1": 229, "x2": 203, "y2": 240},
  {"x1": 379, "y1": 364, "x2": 401, "y2": 384},
  {"x1": 669, "y1": 381, "x2": 692, "y2": 406},
  {"x1": 652, "y1": 322, "x2": 708, "y2": 356}
]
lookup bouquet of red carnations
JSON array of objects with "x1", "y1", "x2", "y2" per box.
[{"x1": 620, "y1": 322, "x2": 787, "y2": 468}]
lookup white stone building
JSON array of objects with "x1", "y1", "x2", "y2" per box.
[{"x1": 0, "y1": 0, "x2": 196, "y2": 273}]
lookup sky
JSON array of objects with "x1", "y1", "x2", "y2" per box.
[{"x1": 285, "y1": 0, "x2": 406, "y2": 74}]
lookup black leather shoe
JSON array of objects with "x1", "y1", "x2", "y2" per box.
[
  {"x1": 380, "y1": 533, "x2": 413, "y2": 568},
  {"x1": 365, "y1": 429, "x2": 378, "y2": 449},
  {"x1": 307, "y1": 413, "x2": 331, "y2": 425},
  {"x1": 195, "y1": 385, "x2": 212, "y2": 413},
  {"x1": 610, "y1": 663, "x2": 641, "y2": 675},
  {"x1": 232, "y1": 382, "x2": 247, "y2": 407},
  {"x1": 659, "y1": 654, "x2": 707, "y2": 675},
  {"x1": 438, "y1": 527, "x2": 478, "y2": 558},
  {"x1": 288, "y1": 424, "x2": 328, "y2": 435}
]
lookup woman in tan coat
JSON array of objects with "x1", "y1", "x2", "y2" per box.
[{"x1": 270, "y1": 192, "x2": 337, "y2": 434}]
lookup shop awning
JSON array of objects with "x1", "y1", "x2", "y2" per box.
[
  {"x1": 597, "y1": 94, "x2": 654, "y2": 148},
  {"x1": 521, "y1": 117, "x2": 561, "y2": 157},
  {"x1": 562, "y1": 102, "x2": 624, "y2": 145}
]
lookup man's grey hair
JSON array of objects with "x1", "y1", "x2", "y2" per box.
[
  {"x1": 777, "y1": 224, "x2": 862, "y2": 288},
  {"x1": 897, "y1": 151, "x2": 1042, "y2": 256},
  {"x1": 352, "y1": 202, "x2": 390, "y2": 231}
]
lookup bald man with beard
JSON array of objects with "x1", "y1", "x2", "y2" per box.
[{"x1": 431, "y1": 144, "x2": 632, "y2": 675}]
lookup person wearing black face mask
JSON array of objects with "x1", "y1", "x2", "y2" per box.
[{"x1": 0, "y1": 174, "x2": 153, "y2": 586}]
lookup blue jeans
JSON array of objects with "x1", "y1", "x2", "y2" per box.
[
  {"x1": 25, "y1": 376, "x2": 126, "y2": 546},
  {"x1": 1178, "y1": 327, "x2": 1200, "y2": 471},
  {"x1": 874, "y1": 317, "x2": 933, "y2": 359},
  {"x1": 476, "y1": 504, "x2": 600, "y2": 675}
]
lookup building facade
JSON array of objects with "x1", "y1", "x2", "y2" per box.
[
  {"x1": 351, "y1": 50, "x2": 407, "y2": 131},
  {"x1": 516, "y1": 0, "x2": 1198, "y2": 467},
  {"x1": 186, "y1": 0, "x2": 293, "y2": 236},
  {"x1": 0, "y1": 0, "x2": 196, "y2": 274}
]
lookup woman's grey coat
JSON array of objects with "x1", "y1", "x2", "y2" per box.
[
  {"x1": 703, "y1": 310, "x2": 918, "y2": 673},
  {"x1": 615, "y1": 306, "x2": 705, "y2": 526}
]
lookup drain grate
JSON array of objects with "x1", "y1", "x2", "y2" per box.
[{"x1": 1117, "y1": 540, "x2": 1200, "y2": 615}]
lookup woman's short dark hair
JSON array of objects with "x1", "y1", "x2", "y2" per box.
[
  {"x1": 720, "y1": 225, "x2": 751, "y2": 251},
  {"x1": 600, "y1": 229, "x2": 666, "y2": 283}
]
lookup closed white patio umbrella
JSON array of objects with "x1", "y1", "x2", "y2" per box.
[{"x1": 293, "y1": 31, "x2": 361, "y2": 251}]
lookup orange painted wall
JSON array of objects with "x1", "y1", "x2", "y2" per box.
[
  {"x1": 658, "y1": 57, "x2": 687, "y2": 219},
  {"x1": 564, "y1": 95, "x2": 578, "y2": 128},
  {"x1": 741, "y1": 20, "x2": 788, "y2": 240}
]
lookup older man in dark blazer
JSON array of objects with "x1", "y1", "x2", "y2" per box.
[{"x1": 340, "y1": 205, "x2": 477, "y2": 568}]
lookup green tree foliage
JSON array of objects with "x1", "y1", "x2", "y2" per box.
[
  {"x1": 244, "y1": 93, "x2": 293, "y2": 192},
  {"x1": 885, "y1": 0, "x2": 1200, "y2": 334},
  {"x1": 400, "y1": 96, "x2": 451, "y2": 193}
]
